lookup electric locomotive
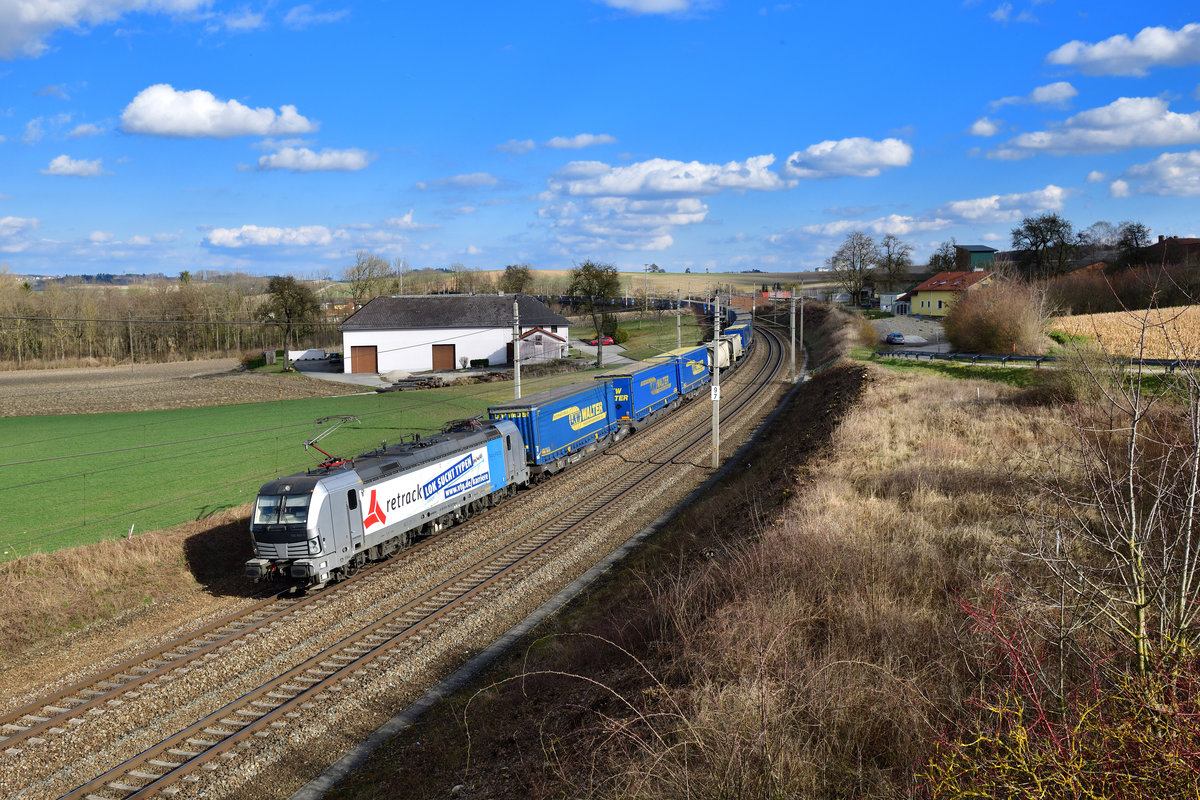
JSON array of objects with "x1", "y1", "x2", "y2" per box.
[{"x1": 246, "y1": 418, "x2": 529, "y2": 586}]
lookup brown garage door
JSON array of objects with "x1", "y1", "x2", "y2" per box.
[
  {"x1": 432, "y1": 344, "x2": 456, "y2": 370},
  {"x1": 350, "y1": 345, "x2": 377, "y2": 374}
]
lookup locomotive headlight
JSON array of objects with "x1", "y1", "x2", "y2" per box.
[{"x1": 308, "y1": 537, "x2": 320, "y2": 555}]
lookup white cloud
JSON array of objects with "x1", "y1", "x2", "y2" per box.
[
  {"x1": 1047, "y1": 23, "x2": 1200, "y2": 77},
  {"x1": 218, "y1": 9, "x2": 265, "y2": 31},
  {"x1": 0, "y1": 215, "x2": 38, "y2": 251},
  {"x1": 121, "y1": 84, "x2": 317, "y2": 138},
  {"x1": 464, "y1": 245, "x2": 483, "y2": 255},
  {"x1": 283, "y1": 4, "x2": 349, "y2": 28},
  {"x1": 89, "y1": 230, "x2": 113, "y2": 243},
  {"x1": 23, "y1": 117, "x2": 44, "y2": 144},
  {"x1": 991, "y1": 81, "x2": 1077, "y2": 108},
  {"x1": 969, "y1": 117, "x2": 1000, "y2": 137},
  {"x1": 0, "y1": 0, "x2": 207, "y2": 60},
  {"x1": 69, "y1": 122, "x2": 104, "y2": 137},
  {"x1": 1030, "y1": 81, "x2": 1078, "y2": 105},
  {"x1": 797, "y1": 184, "x2": 1069, "y2": 240},
  {"x1": 597, "y1": 0, "x2": 696, "y2": 13},
  {"x1": 496, "y1": 138, "x2": 535, "y2": 155},
  {"x1": 1086, "y1": 170, "x2": 1106, "y2": 183},
  {"x1": 1110, "y1": 180, "x2": 1131, "y2": 198},
  {"x1": 544, "y1": 133, "x2": 618, "y2": 150},
  {"x1": 416, "y1": 172, "x2": 500, "y2": 190},
  {"x1": 997, "y1": 97, "x2": 1200, "y2": 156},
  {"x1": 988, "y1": 2, "x2": 1036, "y2": 24},
  {"x1": 938, "y1": 184, "x2": 1068, "y2": 222},
  {"x1": 205, "y1": 225, "x2": 333, "y2": 247},
  {"x1": 551, "y1": 155, "x2": 786, "y2": 197},
  {"x1": 257, "y1": 146, "x2": 371, "y2": 172},
  {"x1": 0, "y1": 216, "x2": 37, "y2": 236},
  {"x1": 383, "y1": 210, "x2": 438, "y2": 231},
  {"x1": 539, "y1": 196, "x2": 706, "y2": 251},
  {"x1": 1116, "y1": 151, "x2": 1200, "y2": 196},
  {"x1": 42, "y1": 154, "x2": 104, "y2": 176},
  {"x1": 782, "y1": 137, "x2": 912, "y2": 179},
  {"x1": 801, "y1": 214, "x2": 952, "y2": 237}
]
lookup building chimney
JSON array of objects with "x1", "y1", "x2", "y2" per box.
[{"x1": 1159, "y1": 235, "x2": 1165, "y2": 243}]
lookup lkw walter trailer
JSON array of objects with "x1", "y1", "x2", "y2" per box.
[{"x1": 488, "y1": 381, "x2": 620, "y2": 476}]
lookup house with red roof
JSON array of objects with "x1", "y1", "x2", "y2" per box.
[{"x1": 904, "y1": 270, "x2": 993, "y2": 318}]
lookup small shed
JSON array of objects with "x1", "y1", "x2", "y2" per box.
[{"x1": 518, "y1": 327, "x2": 568, "y2": 363}]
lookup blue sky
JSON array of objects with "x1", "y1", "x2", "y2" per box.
[{"x1": 1, "y1": 1, "x2": 1198, "y2": 277}]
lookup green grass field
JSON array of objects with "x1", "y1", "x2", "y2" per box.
[{"x1": 0, "y1": 369, "x2": 609, "y2": 560}]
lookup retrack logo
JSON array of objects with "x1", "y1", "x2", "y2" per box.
[{"x1": 363, "y1": 490, "x2": 387, "y2": 529}]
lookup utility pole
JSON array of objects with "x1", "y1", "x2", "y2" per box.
[
  {"x1": 127, "y1": 313, "x2": 135, "y2": 373},
  {"x1": 712, "y1": 292, "x2": 721, "y2": 469},
  {"x1": 798, "y1": 281, "x2": 804, "y2": 379},
  {"x1": 512, "y1": 299, "x2": 521, "y2": 399},
  {"x1": 790, "y1": 296, "x2": 796, "y2": 382},
  {"x1": 676, "y1": 288, "x2": 682, "y2": 350}
]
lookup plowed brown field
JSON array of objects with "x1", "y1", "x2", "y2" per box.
[{"x1": 0, "y1": 359, "x2": 354, "y2": 417}]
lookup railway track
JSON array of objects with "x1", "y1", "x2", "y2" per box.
[{"x1": 4, "y1": 324, "x2": 788, "y2": 800}]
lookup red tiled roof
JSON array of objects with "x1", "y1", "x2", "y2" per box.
[{"x1": 909, "y1": 271, "x2": 992, "y2": 294}]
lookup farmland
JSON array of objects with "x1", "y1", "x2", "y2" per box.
[
  {"x1": 1050, "y1": 304, "x2": 1200, "y2": 359},
  {"x1": 0, "y1": 367, "x2": 608, "y2": 560}
]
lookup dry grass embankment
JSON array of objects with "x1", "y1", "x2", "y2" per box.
[
  {"x1": 1050, "y1": 304, "x2": 1200, "y2": 360},
  {"x1": 0, "y1": 505, "x2": 254, "y2": 674}
]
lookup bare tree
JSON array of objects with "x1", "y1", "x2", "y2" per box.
[
  {"x1": 499, "y1": 263, "x2": 534, "y2": 294},
  {"x1": 828, "y1": 231, "x2": 880, "y2": 301},
  {"x1": 344, "y1": 251, "x2": 392, "y2": 307},
  {"x1": 878, "y1": 234, "x2": 914, "y2": 290},
  {"x1": 567, "y1": 259, "x2": 620, "y2": 366},
  {"x1": 393, "y1": 257, "x2": 409, "y2": 295},
  {"x1": 1116, "y1": 221, "x2": 1152, "y2": 269},
  {"x1": 1023, "y1": 298, "x2": 1200, "y2": 679},
  {"x1": 1011, "y1": 213, "x2": 1076, "y2": 279},
  {"x1": 928, "y1": 238, "x2": 957, "y2": 272}
]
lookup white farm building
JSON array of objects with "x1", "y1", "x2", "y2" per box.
[{"x1": 339, "y1": 294, "x2": 570, "y2": 374}]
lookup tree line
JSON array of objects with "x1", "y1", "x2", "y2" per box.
[{"x1": 0, "y1": 270, "x2": 340, "y2": 368}]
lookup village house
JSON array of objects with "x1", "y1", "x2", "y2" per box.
[{"x1": 904, "y1": 270, "x2": 993, "y2": 318}]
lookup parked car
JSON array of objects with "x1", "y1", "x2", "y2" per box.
[
  {"x1": 885, "y1": 332, "x2": 905, "y2": 345},
  {"x1": 589, "y1": 336, "x2": 615, "y2": 346}
]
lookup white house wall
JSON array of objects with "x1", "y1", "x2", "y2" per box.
[{"x1": 342, "y1": 326, "x2": 569, "y2": 373}]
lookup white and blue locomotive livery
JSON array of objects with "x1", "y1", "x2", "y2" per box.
[{"x1": 246, "y1": 419, "x2": 528, "y2": 584}]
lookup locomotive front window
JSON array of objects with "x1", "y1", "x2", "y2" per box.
[{"x1": 254, "y1": 494, "x2": 310, "y2": 526}]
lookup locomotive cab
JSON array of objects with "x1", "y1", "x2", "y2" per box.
[{"x1": 245, "y1": 474, "x2": 333, "y2": 583}]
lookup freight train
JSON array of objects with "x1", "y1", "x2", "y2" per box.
[{"x1": 245, "y1": 304, "x2": 753, "y2": 586}]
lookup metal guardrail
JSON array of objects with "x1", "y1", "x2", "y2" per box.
[{"x1": 876, "y1": 349, "x2": 1200, "y2": 373}]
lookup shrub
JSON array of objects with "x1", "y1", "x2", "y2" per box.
[
  {"x1": 469, "y1": 358, "x2": 489, "y2": 368},
  {"x1": 239, "y1": 350, "x2": 266, "y2": 369},
  {"x1": 943, "y1": 282, "x2": 1052, "y2": 355},
  {"x1": 612, "y1": 327, "x2": 630, "y2": 344}
]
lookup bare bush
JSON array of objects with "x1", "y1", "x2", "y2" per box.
[
  {"x1": 943, "y1": 281, "x2": 1054, "y2": 354},
  {"x1": 1020, "y1": 309, "x2": 1200, "y2": 679}
]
